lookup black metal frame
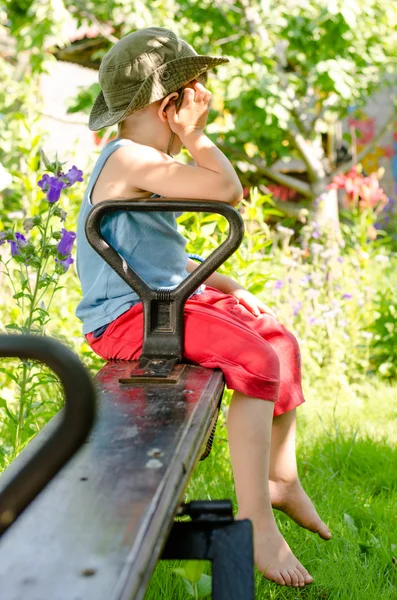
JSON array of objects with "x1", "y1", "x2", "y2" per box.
[
  {"x1": 85, "y1": 199, "x2": 244, "y2": 367},
  {"x1": 0, "y1": 335, "x2": 96, "y2": 536},
  {"x1": 162, "y1": 501, "x2": 255, "y2": 600}
]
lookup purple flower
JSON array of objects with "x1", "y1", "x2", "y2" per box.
[
  {"x1": 64, "y1": 166, "x2": 83, "y2": 187},
  {"x1": 39, "y1": 174, "x2": 66, "y2": 203},
  {"x1": 56, "y1": 255, "x2": 74, "y2": 272},
  {"x1": 274, "y1": 280, "x2": 284, "y2": 289},
  {"x1": 342, "y1": 293, "x2": 352, "y2": 300},
  {"x1": 0, "y1": 231, "x2": 7, "y2": 245},
  {"x1": 38, "y1": 173, "x2": 51, "y2": 192},
  {"x1": 293, "y1": 301, "x2": 302, "y2": 316},
  {"x1": 15, "y1": 232, "x2": 27, "y2": 248},
  {"x1": 312, "y1": 230, "x2": 320, "y2": 239},
  {"x1": 9, "y1": 241, "x2": 20, "y2": 257},
  {"x1": 308, "y1": 316, "x2": 317, "y2": 326},
  {"x1": 337, "y1": 257, "x2": 344, "y2": 263},
  {"x1": 57, "y1": 228, "x2": 76, "y2": 255},
  {"x1": 47, "y1": 177, "x2": 66, "y2": 203}
]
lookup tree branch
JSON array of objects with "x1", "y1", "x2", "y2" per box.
[
  {"x1": 223, "y1": 145, "x2": 314, "y2": 198},
  {"x1": 39, "y1": 111, "x2": 88, "y2": 126},
  {"x1": 214, "y1": 32, "x2": 245, "y2": 46},
  {"x1": 287, "y1": 131, "x2": 326, "y2": 182},
  {"x1": 310, "y1": 93, "x2": 339, "y2": 128}
]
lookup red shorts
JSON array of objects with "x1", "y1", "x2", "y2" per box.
[{"x1": 86, "y1": 287, "x2": 305, "y2": 416}]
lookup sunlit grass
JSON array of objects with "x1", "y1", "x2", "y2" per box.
[{"x1": 145, "y1": 377, "x2": 397, "y2": 599}]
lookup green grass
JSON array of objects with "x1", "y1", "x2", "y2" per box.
[{"x1": 144, "y1": 377, "x2": 397, "y2": 600}]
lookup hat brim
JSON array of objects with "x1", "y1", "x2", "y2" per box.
[{"x1": 88, "y1": 55, "x2": 229, "y2": 131}]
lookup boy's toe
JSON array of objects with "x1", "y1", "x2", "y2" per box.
[
  {"x1": 288, "y1": 569, "x2": 300, "y2": 587},
  {"x1": 293, "y1": 567, "x2": 305, "y2": 587},
  {"x1": 280, "y1": 570, "x2": 293, "y2": 586}
]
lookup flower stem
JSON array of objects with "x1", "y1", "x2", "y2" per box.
[
  {"x1": 25, "y1": 205, "x2": 53, "y2": 332},
  {"x1": 14, "y1": 361, "x2": 29, "y2": 454},
  {"x1": 15, "y1": 204, "x2": 53, "y2": 450}
]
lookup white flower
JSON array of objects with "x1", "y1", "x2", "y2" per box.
[
  {"x1": 0, "y1": 163, "x2": 12, "y2": 191},
  {"x1": 362, "y1": 331, "x2": 373, "y2": 339},
  {"x1": 276, "y1": 224, "x2": 294, "y2": 236},
  {"x1": 280, "y1": 257, "x2": 298, "y2": 267},
  {"x1": 321, "y1": 248, "x2": 338, "y2": 260},
  {"x1": 310, "y1": 243, "x2": 323, "y2": 255},
  {"x1": 306, "y1": 288, "x2": 320, "y2": 300},
  {"x1": 374, "y1": 254, "x2": 389, "y2": 263}
]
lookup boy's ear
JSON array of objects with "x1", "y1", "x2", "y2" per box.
[{"x1": 158, "y1": 92, "x2": 179, "y2": 123}]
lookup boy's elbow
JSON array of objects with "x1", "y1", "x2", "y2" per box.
[
  {"x1": 230, "y1": 187, "x2": 243, "y2": 207},
  {"x1": 218, "y1": 182, "x2": 243, "y2": 206}
]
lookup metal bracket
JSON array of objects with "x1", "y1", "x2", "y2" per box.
[
  {"x1": 177, "y1": 499, "x2": 234, "y2": 522},
  {"x1": 119, "y1": 358, "x2": 186, "y2": 384},
  {"x1": 162, "y1": 500, "x2": 254, "y2": 600}
]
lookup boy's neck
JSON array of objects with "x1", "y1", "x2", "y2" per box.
[{"x1": 118, "y1": 108, "x2": 171, "y2": 155}]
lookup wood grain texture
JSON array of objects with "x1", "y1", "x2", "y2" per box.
[{"x1": 0, "y1": 362, "x2": 224, "y2": 600}]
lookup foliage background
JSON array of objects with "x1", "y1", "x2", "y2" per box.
[{"x1": 1, "y1": 1, "x2": 397, "y2": 598}]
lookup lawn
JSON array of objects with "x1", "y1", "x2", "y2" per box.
[{"x1": 145, "y1": 376, "x2": 397, "y2": 599}]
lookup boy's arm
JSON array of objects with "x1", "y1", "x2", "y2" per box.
[
  {"x1": 186, "y1": 258, "x2": 243, "y2": 294},
  {"x1": 118, "y1": 82, "x2": 243, "y2": 205},
  {"x1": 119, "y1": 131, "x2": 243, "y2": 206},
  {"x1": 186, "y1": 259, "x2": 276, "y2": 318}
]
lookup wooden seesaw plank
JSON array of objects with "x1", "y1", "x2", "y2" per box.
[{"x1": 0, "y1": 361, "x2": 224, "y2": 600}]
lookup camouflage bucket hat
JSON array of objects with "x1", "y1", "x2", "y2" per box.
[{"x1": 88, "y1": 27, "x2": 229, "y2": 131}]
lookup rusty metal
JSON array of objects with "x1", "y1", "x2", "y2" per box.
[{"x1": 119, "y1": 359, "x2": 186, "y2": 384}]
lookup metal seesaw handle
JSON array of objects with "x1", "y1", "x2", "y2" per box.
[
  {"x1": 85, "y1": 199, "x2": 245, "y2": 363},
  {"x1": 0, "y1": 335, "x2": 96, "y2": 536}
]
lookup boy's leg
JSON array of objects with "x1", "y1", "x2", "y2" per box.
[
  {"x1": 269, "y1": 409, "x2": 332, "y2": 540},
  {"x1": 228, "y1": 391, "x2": 313, "y2": 587}
]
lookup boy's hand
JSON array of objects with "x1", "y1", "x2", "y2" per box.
[
  {"x1": 166, "y1": 81, "x2": 212, "y2": 137},
  {"x1": 230, "y1": 288, "x2": 277, "y2": 319}
]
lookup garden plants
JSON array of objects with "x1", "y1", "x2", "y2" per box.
[{"x1": 0, "y1": 151, "x2": 83, "y2": 460}]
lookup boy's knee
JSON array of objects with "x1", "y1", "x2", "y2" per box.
[
  {"x1": 274, "y1": 323, "x2": 301, "y2": 355},
  {"x1": 265, "y1": 345, "x2": 281, "y2": 380}
]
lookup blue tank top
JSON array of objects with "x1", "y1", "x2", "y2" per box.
[{"x1": 75, "y1": 138, "x2": 199, "y2": 335}]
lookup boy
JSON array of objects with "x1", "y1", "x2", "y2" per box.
[{"x1": 76, "y1": 27, "x2": 331, "y2": 588}]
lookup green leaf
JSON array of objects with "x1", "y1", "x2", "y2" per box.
[
  {"x1": 197, "y1": 574, "x2": 212, "y2": 598},
  {"x1": 181, "y1": 578, "x2": 195, "y2": 597},
  {"x1": 172, "y1": 567, "x2": 188, "y2": 578},
  {"x1": 344, "y1": 513, "x2": 359, "y2": 536},
  {"x1": 40, "y1": 148, "x2": 53, "y2": 170},
  {"x1": 184, "y1": 561, "x2": 205, "y2": 583},
  {"x1": 0, "y1": 398, "x2": 17, "y2": 423},
  {"x1": 5, "y1": 324, "x2": 22, "y2": 332}
]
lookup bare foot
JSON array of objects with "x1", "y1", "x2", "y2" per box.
[
  {"x1": 237, "y1": 510, "x2": 313, "y2": 587},
  {"x1": 270, "y1": 479, "x2": 332, "y2": 540}
]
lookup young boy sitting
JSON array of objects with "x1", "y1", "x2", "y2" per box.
[{"x1": 76, "y1": 26, "x2": 331, "y2": 588}]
